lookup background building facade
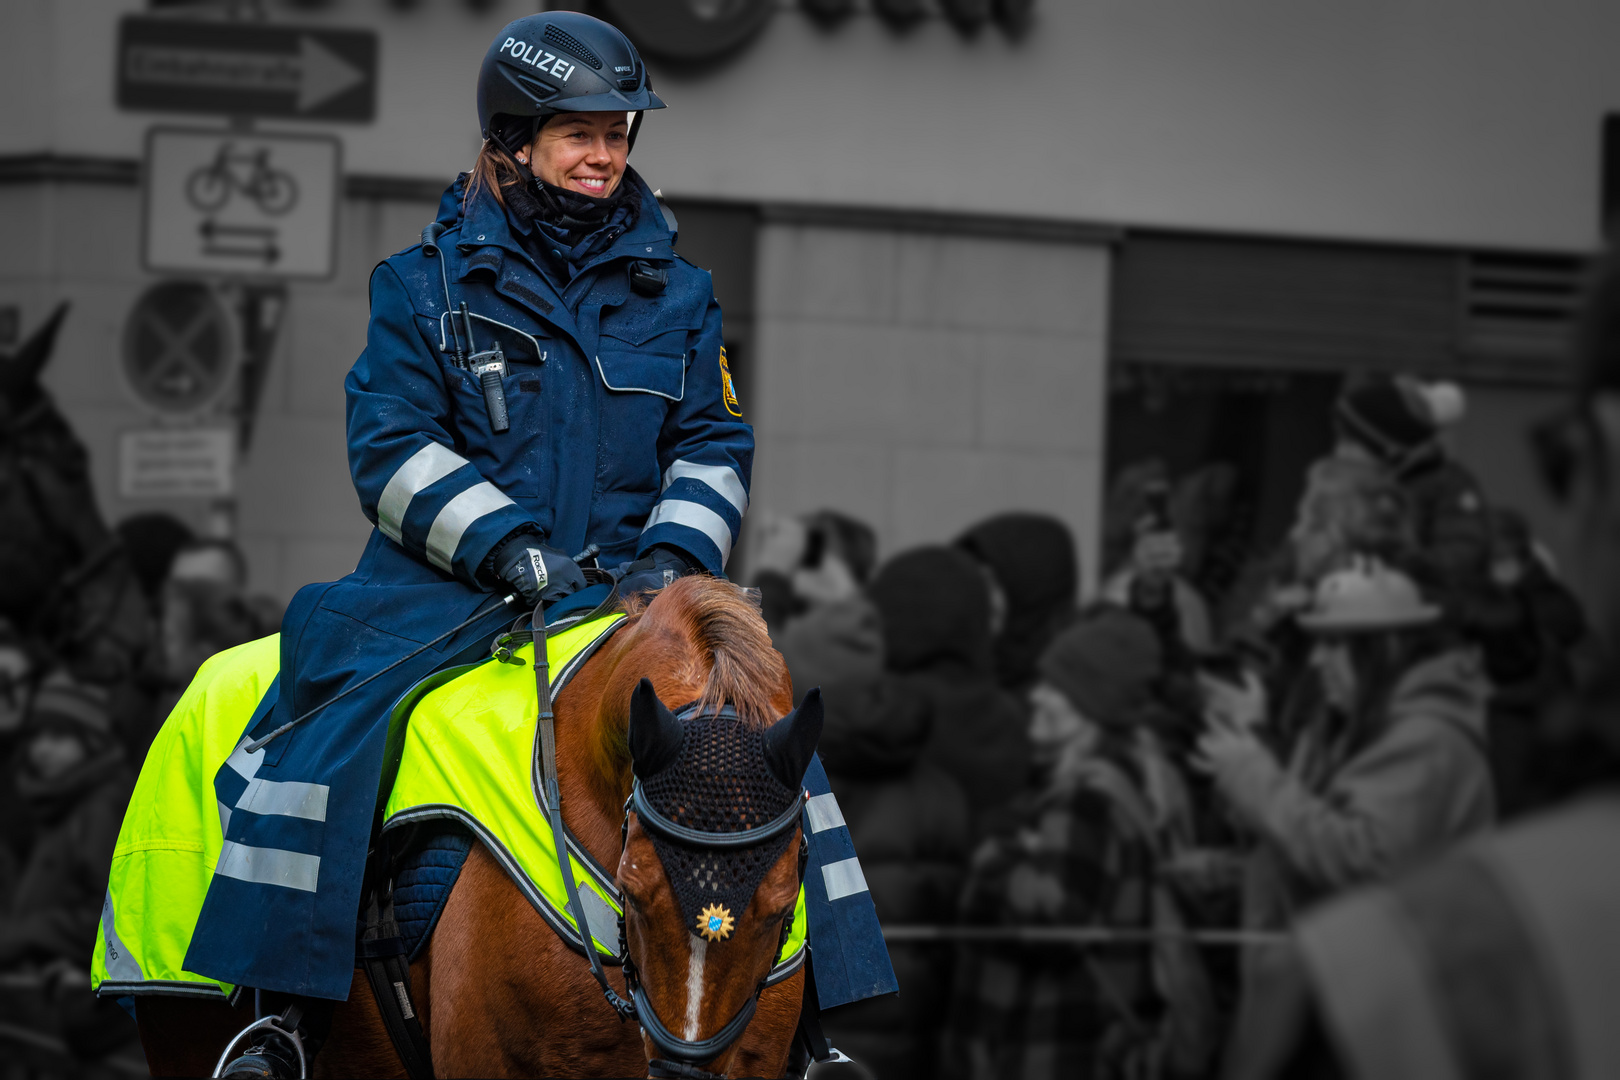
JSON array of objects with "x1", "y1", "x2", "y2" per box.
[{"x1": 2, "y1": 0, "x2": 1616, "y2": 599}]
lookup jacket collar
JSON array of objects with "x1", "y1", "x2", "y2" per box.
[{"x1": 449, "y1": 166, "x2": 673, "y2": 279}]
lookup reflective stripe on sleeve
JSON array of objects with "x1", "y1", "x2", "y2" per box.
[
  {"x1": 821, "y1": 857, "x2": 869, "y2": 901},
  {"x1": 100, "y1": 891, "x2": 145, "y2": 983},
  {"x1": 225, "y1": 737, "x2": 265, "y2": 782},
  {"x1": 215, "y1": 841, "x2": 321, "y2": 892},
  {"x1": 425, "y1": 482, "x2": 517, "y2": 572},
  {"x1": 235, "y1": 778, "x2": 330, "y2": 822},
  {"x1": 378, "y1": 442, "x2": 470, "y2": 543},
  {"x1": 804, "y1": 792, "x2": 846, "y2": 835},
  {"x1": 662, "y1": 460, "x2": 749, "y2": 516},
  {"x1": 642, "y1": 500, "x2": 734, "y2": 565}
]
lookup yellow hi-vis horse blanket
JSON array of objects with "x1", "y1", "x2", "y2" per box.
[
  {"x1": 92, "y1": 613, "x2": 805, "y2": 999},
  {"x1": 381, "y1": 621, "x2": 808, "y2": 980}
]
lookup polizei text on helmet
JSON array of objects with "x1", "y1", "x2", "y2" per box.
[{"x1": 499, "y1": 38, "x2": 577, "y2": 82}]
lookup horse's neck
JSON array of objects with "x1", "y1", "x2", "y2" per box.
[{"x1": 553, "y1": 646, "x2": 636, "y2": 871}]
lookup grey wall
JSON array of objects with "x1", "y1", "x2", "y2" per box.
[
  {"x1": 10, "y1": 0, "x2": 1620, "y2": 250},
  {"x1": 747, "y1": 221, "x2": 1111, "y2": 586}
]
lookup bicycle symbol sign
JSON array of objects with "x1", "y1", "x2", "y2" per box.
[
  {"x1": 186, "y1": 144, "x2": 299, "y2": 216},
  {"x1": 143, "y1": 127, "x2": 339, "y2": 280}
]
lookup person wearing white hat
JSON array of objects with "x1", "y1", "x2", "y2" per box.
[
  {"x1": 1223, "y1": 246, "x2": 1620, "y2": 1080},
  {"x1": 1193, "y1": 555, "x2": 1496, "y2": 1075}
]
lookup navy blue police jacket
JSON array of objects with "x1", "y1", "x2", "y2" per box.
[
  {"x1": 184, "y1": 169, "x2": 757, "y2": 1000},
  {"x1": 350, "y1": 166, "x2": 752, "y2": 587}
]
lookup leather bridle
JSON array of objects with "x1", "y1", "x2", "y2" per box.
[
  {"x1": 622, "y1": 747, "x2": 807, "y2": 1078},
  {"x1": 531, "y1": 602, "x2": 807, "y2": 1080}
]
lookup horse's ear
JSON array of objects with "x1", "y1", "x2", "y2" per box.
[
  {"x1": 628, "y1": 678, "x2": 683, "y2": 778},
  {"x1": 763, "y1": 688, "x2": 823, "y2": 791},
  {"x1": 0, "y1": 302, "x2": 68, "y2": 401}
]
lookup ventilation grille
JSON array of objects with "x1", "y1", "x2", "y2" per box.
[
  {"x1": 1460, "y1": 251, "x2": 1588, "y2": 381},
  {"x1": 544, "y1": 24, "x2": 603, "y2": 70}
]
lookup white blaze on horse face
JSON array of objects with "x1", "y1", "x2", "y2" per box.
[{"x1": 684, "y1": 932, "x2": 707, "y2": 1040}]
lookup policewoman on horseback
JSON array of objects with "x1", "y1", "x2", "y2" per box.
[{"x1": 185, "y1": 12, "x2": 751, "y2": 1074}]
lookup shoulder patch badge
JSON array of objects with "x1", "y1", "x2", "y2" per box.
[{"x1": 720, "y1": 347, "x2": 742, "y2": 418}]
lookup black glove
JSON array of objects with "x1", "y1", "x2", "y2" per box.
[
  {"x1": 492, "y1": 533, "x2": 587, "y2": 607},
  {"x1": 614, "y1": 545, "x2": 698, "y2": 596}
]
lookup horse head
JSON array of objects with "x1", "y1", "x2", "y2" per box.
[
  {"x1": 610, "y1": 580, "x2": 822, "y2": 1078},
  {"x1": 0, "y1": 302, "x2": 151, "y2": 677}
]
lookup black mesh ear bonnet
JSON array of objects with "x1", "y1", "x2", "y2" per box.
[{"x1": 637, "y1": 709, "x2": 800, "y2": 941}]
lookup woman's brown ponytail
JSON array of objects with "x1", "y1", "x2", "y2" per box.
[{"x1": 463, "y1": 138, "x2": 530, "y2": 211}]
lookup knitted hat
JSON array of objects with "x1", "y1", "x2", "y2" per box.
[
  {"x1": 1335, "y1": 375, "x2": 1466, "y2": 464},
  {"x1": 28, "y1": 669, "x2": 112, "y2": 739},
  {"x1": 1036, "y1": 607, "x2": 1161, "y2": 729}
]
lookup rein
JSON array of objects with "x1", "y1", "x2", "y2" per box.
[{"x1": 531, "y1": 608, "x2": 807, "y2": 1077}]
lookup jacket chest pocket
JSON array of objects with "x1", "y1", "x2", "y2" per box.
[
  {"x1": 594, "y1": 325, "x2": 689, "y2": 402},
  {"x1": 592, "y1": 316, "x2": 698, "y2": 496}
]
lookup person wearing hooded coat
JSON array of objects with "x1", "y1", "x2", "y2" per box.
[
  {"x1": 957, "y1": 513, "x2": 1083, "y2": 695},
  {"x1": 815, "y1": 551, "x2": 974, "y2": 1080},
  {"x1": 824, "y1": 545, "x2": 1032, "y2": 843}
]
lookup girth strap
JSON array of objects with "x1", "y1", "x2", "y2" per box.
[{"x1": 359, "y1": 845, "x2": 434, "y2": 1080}]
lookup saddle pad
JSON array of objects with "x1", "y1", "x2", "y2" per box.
[{"x1": 384, "y1": 822, "x2": 474, "y2": 962}]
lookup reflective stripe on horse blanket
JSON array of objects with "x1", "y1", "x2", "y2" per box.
[
  {"x1": 88, "y1": 606, "x2": 608, "y2": 1001},
  {"x1": 92, "y1": 635, "x2": 282, "y2": 1000},
  {"x1": 91, "y1": 605, "x2": 833, "y2": 1000}
]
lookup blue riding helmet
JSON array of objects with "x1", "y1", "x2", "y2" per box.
[{"x1": 478, "y1": 11, "x2": 667, "y2": 152}]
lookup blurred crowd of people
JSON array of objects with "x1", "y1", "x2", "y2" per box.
[
  {"x1": 5, "y1": 281, "x2": 1620, "y2": 1078},
  {"x1": 0, "y1": 512, "x2": 278, "y2": 1070},
  {"x1": 764, "y1": 359, "x2": 1615, "y2": 1078}
]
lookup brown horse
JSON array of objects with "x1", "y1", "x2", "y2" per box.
[{"x1": 139, "y1": 576, "x2": 814, "y2": 1078}]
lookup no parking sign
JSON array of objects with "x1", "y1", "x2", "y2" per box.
[{"x1": 122, "y1": 281, "x2": 239, "y2": 415}]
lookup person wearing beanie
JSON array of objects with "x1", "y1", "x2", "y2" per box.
[
  {"x1": 0, "y1": 669, "x2": 135, "y2": 976},
  {"x1": 1333, "y1": 372, "x2": 1492, "y2": 605},
  {"x1": 1035, "y1": 604, "x2": 1162, "y2": 735},
  {"x1": 949, "y1": 607, "x2": 1217, "y2": 1079}
]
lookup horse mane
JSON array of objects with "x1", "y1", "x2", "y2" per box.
[{"x1": 618, "y1": 577, "x2": 788, "y2": 728}]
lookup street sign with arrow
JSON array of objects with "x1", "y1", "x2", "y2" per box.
[
  {"x1": 142, "y1": 127, "x2": 339, "y2": 279},
  {"x1": 117, "y1": 16, "x2": 377, "y2": 123}
]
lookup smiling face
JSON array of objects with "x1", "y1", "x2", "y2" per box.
[{"x1": 522, "y1": 111, "x2": 629, "y2": 198}]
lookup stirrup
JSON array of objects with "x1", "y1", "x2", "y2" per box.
[{"x1": 213, "y1": 1014, "x2": 308, "y2": 1079}]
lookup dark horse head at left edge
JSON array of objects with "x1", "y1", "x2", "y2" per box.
[{"x1": 0, "y1": 302, "x2": 151, "y2": 682}]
